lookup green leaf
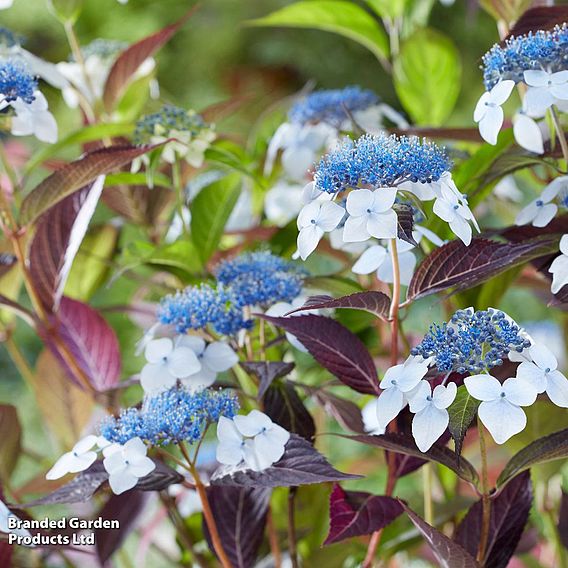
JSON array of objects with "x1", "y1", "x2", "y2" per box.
[
  {"x1": 0, "y1": 405, "x2": 21, "y2": 482},
  {"x1": 104, "y1": 172, "x2": 171, "y2": 189},
  {"x1": 48, "y1": 0, "x2": 83, "y2": 22},
  {"x1": 364, "y1": 0, "x2": 406, "y2": 19},
  {"x1": 497, "y1": 428, "x2": 568, "y2": 489},
  {"x1": 305, "y1": 275, "x2": 363, "y2": 296},
  {"x1": 190, "y1": 173, "x2": 241, "y2": 264},
  {"x1": 448, "y1": 386, "x2": 480, "y2": 457},
  {"x1": 248, "y1": 1, "x2": 389, "y2": 65},
  {"x1": 475, "y1": 265, "x2": 522, "y2": 310},
  {"x1": 393, "y1": 28, "x2": 461, "y2": 126}
]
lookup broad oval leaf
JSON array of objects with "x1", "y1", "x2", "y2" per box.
[
  {"x1": 324, "y1": 484, "x2": 403, "y2": 545},
  {"x1": 248, "y1": 1, "x2": 389, "y2": 65},
  {"x1": 402, "y1": 503, "x2": 479, "y2": 568},
  {"x1": 306, "y1": 388, "x2": 366, "y2": 434},
  {"x1": 260, "y1": 314, "x2": 379, "y2": 395},
  {"x1": 29, "y1": 176, "x2": 105, "y2": 311},
  {"x1": 239, "y1": 361, "x2": 295, "y2": 400},
  {"x1": 394, "y1": 203, "x2": 418, "y2": 246},
  {"x1": 448, "y1": 386, "x2": 480, "y2": 457},
  {"x1": 204, "y1": 486, "x2": 270, "y2": 568},
  {"x1": 0, "y1": 405, "x2": 21, "y2": 482},
  {"x1": 505, "y1": 6, "x2": 568, "y2": 38},
  {"x1": 455, "y1": 471, "x2": 532, "y2": 568},
  {"x1": 285, "y1": 291, "x2": 390, "y2": 321},
  {"x1": 497, "y1": 428, "x2": 568, "y2": 488},
  {"x1": 211, "y1": 434, "x2": 361, "y2": 487},
  {"x1": 407, "y1": 236, "x2": 560, "y2": 301},
  {"x1": 20, "y1": 145, "x2": 159, "y2": 225},
  {"x1": 345, "y1": 434, "x2": 479, "y2": 487},
  {"x1": 393, "y1": 28, "x2": 461, "y2": 126},
  {"x1": 103, "y1": 7, "x2": 197, "y2": 111},
  {"x1": 44, "y1": 297, "x2": 121, "y2": 392}
]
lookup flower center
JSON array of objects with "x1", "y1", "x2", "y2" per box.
[
  {"x1": 310, "y1": 219, "x2": 316, "y2": 224},
  {"x1": 500, "y1": 392, "x2": 506, "y2": 398},
  {"x1": 426, "y1": 395, "x2": 433, "y2": 401},
  {"x1": 536, "y1": 200, "x2": 544, "y2": 207},
  {"x1": 545, "y1": 367, "x2": 551, "y2": 373}
]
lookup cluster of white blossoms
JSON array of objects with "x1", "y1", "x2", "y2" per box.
[
  {"x1": 216, "y1": 410, "x2": 290, "y2": 472},
  {"x1": 140, "y1": 336, "x2": 238, "y2": 396},
  {"x1": 46, "y1": 435, "x2": 156, "y2": 495},
  {"x1": 515, "y1": 176, "x2": 568, "y2": 228}
]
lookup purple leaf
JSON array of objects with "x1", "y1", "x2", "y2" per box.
[
  {"x1": 0, "y1": 405, "x2": 21, "y2": 482},
  {"x1": 497, "y1": 428, "x2": 568, "y2": 488},
  {"x1": 394, "y1": 203, "x2": 418, "y2": 246},
  {"x1": 407, "y1": 236, "x2": 560, "y2": 301},
  {"x1": 260, "y1": 314, "x2": 379, "y2": 395},
  {"x1": 558, "y1": 491, "x2": 568, "y2": 550},
  {"x1": 505, "y1": 6, "x2": 568, "y2": 37},
  {"x1": 204, "y1": 486, "x2": 270, "y2": 568},
  {"x1": 0, "y1": 253, "x2": 16, "y2": 278},
  {"x1": 284, "y1": 291, "x2": 390, "y2": 321},
  {"x1": 239, "y1": 361, "x2": 295, "y2": 399},
  {"x1": 96, "y1": 491, "x2": 147, "y2": 564},
  {"x1": 455, "y1": 471, "x2": 532, "y2": 568},
  {"x1": 211, "y1": 433, "x2": 361, "y2": 488},
  {"x1": 263, "y1": 382, "x2": 315, "y2": 442},
  {"x1": 29, "y1": 177, "x2": 105, "y2": 311},
  {"x1": 306, "y1": 388, "x2": 366, "y2": 434},
  {"x1": 324, "y1": 484, "x2": 403, "y2": 545},
  {"x1": 402, "y1": 503, "x2": 479, "y2": 568},
  {"x1": 344, "y1": 434, "x2": 479, "y2": 486}
]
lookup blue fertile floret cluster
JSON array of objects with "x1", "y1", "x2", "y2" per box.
[{"x1": 0, "y1": 61, "x2": 37, "y2": 104}]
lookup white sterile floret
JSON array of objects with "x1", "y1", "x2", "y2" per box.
[
  {"x1": 361, "y1": 399, "x2": 385, "y2": 435},
  {"x1": 515, "y1": 177, "x2": 565, "y2": 227},
  {"x1": 296, "y1": 200, "x2": 344, "y2": 260},
  {"x1": 102, "y1": 437, "x2": 155, "y2": 495},
  {"x1": 264, "y1": 180, "x2": 305, "y2": 227},
  {"x1": 464, "y1": 375, "x2": 537, "y2": 444},
  {"x1": 343, "y1": 188, "x2": 398, "y2": 242},
  {"x1": 46, "y1": 435, "x2": 98, "y2": 480},
  {"x1": 376, "y1": 356, "x2": 430, "y2": 430},
  {"x1": 175, "y1": 336, "x2": 238, "y2": 391},
  {"x1": 408, "y1": 381, "x2": 457, "y2": 452},
  {"x1": 433, "y1": 184, "x2": 478, "y2": 245},
  {"x1": 216, "y1": 410, "x2": 290, "y2": 472},
  {"x1": 549, "y1": 234, "x2": 568, "y2": 295},
  {"x1": 515, "y1": 344, "x2": 568, "y2": 408},
  {"x1": 10, "y1": 91, "x2": 57, "y2": 144},
  {"x1": 523, "y1": 70, "x2": 568, "y2": 116},
  {"x1": 474, "y1": 80, "x2": 515, "y2": 145},
  {"x1": 513, "y1": 112, "x2": 545, "y2": 154}
]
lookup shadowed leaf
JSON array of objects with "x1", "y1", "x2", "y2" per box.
[
  {"x1": 204, "y1": 486, "x2": 270, "y2": 568},
  {"x1": 284, "y1": 291, "x2": 390, "y2": 321},
  {"x1": 497, "y1": 428, "x2": 568, "y2": 488},
  {"x1": 211, "y1": 434, "x2": 361, "y2": 487},
  {"x1": 324, "y1": 484, "x2": 403, "y2": 545},
  {"x1": 29, "y1": 177, "x2": 105, "y2": 311},
  {"x1": 505, "y1": 6, "x2": 568, "y2": 38},
  {"x1": 0, "y1": 405, "x2": 21, "y2": 482},
  {"x1": 455, "y1": 471, "x2": 532, "y2": 568},
  {"x1": 402, "y1": 503, "x2": 479, "y2": 568},
  {"x1": 306, "y1": 388, "x2": 366, "y2": 434},
  {"x1": 20, "y1": 145, "x2": 159, "y2": 225},
  {"x1": 448, "y1": 386, "x2": 480, "y2": 457},
  {"x1": 407, "y1": 236, "x2": 559, "y2": 301},
  {"x1": 260, "y1": 314, "x2": 379, "y2": 395},
  {"x1": 394, "y1": 203, "x2": 418, "y2": 246},
  {"x1": 240, "y1": 361, "x2": 295, "y2": 400},
  {"x1": 558, "y1": 491, "x2": 568, "y2": 550}
]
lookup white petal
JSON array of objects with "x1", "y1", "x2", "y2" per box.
[
  {"x1": 370, "y1": 188, "x2": 398, "y2": 213},
  {"x1": 282, "y1": 145, "x2": 315, "y2": 182},
  {"x1": 46, "y1": 453, "x2": 76, "y2": 480},
  {"x1": 253, "y1": 434, "x2": 286, "y2": 469},
  {"x1": 127, "y1": 457, "x2": 155, "y2": 478},
  {"x1": 234, "y1": 410, "x2": 273, "y2": 437},
  {"x1": 473, "y1": 91, "x2": 491, "y2": 122},
  {"x1": 449, "y1": 216, "x2": 473, "y2": 246},
  {"x1": 489, "y1": 80, "x2": 516, "y2": 105},
  {"x1": 502, "y1": 377, "x2": 537, "y2": 407},
  {"x1": 550, "y1": 255, "x2": 568, "y2": 294},
  {"x1": 412, "y1": 405, "x2": 449, "y2": 452},
  {"x1": 366, "y1": 210, "x2": 398, "y2": 240},
  {"x1": 342, "y1": 214, "x2": 370, "y2": 242},
  {"x1": 550, "y1": 82, "x2": 568, "y2": 101},
  {"x1": 217, "y1": 416, "x2": 243, "y2": 444},
  {"x1": 216, "y1": 439, "x2": 245, "y2": 465},
  {"x1": 109, "y1": 472, "x2": 139, "y2": 495},
  {"x1": 376, "y1": 387, "x2": 404, "y2": 428},
  {"x1": 124, "y1": 437, "x2": 148, "y2": 460},
  {"x1": 361, "y1": 399, "x2": 385, "y2": 435},
  {"x1": 103, "y1": 452, "x2": 128, "y2": 475},
  {"x1": 297, "y1": 225, "x2": 324, "y2": 260},
  {"x1": 167, "y1": 347, "x2": 201, "y2": 378},
  {"x1": 352, "y1": 245, "x2": 388, "y2": 274},
  {"x1": 73, "y1": 434, "x2": 98, "y2": 454},
  {"x1": 533, "y1": 203, "x2": 557, "y2": 227},
  {"x1": 396, "y1": 360, "x2": 429, "y2": 391},
  {"x1": 202, "y1": 342, "x2": 238, "y2": 372},
  {"x1": 346, "y1": 189, "x2": 374, "y2": 216},
  {"x1": 561, "y1": 234, "x2": 568, "y2": 255},
  {"x1": 140, "y1": 362, "x2": 176, "y2": 394},
  {"x1": 433, "y1": 382, "x2": 457, "y2": 409},
  {"x1": 524, "y1": 87, "x2": 554, "y2": 116},
  {"x1": 145, "y1": 338, "x2": 173, "y2": 363},
  {"x1": 515, "y1": 201, "x2": 539, "y2": 225},
  {"x1": 516, "y1": 362, "x2": 547, "y2": 393},
  {"x1": 513, "y1": 114, "x2": 544, "y2": 154},
  {"x1": 546, "y1": 370, "x2": 568, "y2": 408},
  {"x1": 478, "y1": 399, "x2": 527, "y2": 444},
  {"x1": 265, "y1": 423, "x2": 290, "y2": 447},
  {"x1": 464, "y1": 374, "x2": 502, "y2": 401},
  {"x1": 182, "y1": 367, "x2": 217, "y2": 390},
  {"x1": 175, "y1": 335, "x2": 205, "y2": 355},
  {"x1": 529, "y1": 344, "x2": 558, "y2": 372},
  {"x1": 317, "y1": 201, "x2": 345, "y2": 231},
  {"x1": 297, "y1": 200, "x2": 321, "y2": 229},
  {"x1": 479, "y1": 106, "x2": 504, "y2": 145},
  {"x1": 32, "y1": 110, "x2": 58, "y2": 144},
  {"x1": 408, "y1": 380, "x2": 431, "y2": 414},
  {"x1": 523, "y1": 70, "x2": 549, "y2": 88}
]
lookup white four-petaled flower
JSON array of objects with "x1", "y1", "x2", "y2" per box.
[
  {"x1": 103, "y1": 438, "x2": 156, "y2": 495},
  {"x1": 343, "y1": 188, "x2": 398, "y2": 242},
  {"x1": 464, "y1": 375, "x2": 537, "y2": 444},
  {"x1": 523, "y1": 70, "x2": 568, "y2": 116},
  {"x1": 474, "y1": 80, "x2": 515, "y2": 145},
  {"x1": 516, "y1": 344, "x2": 568, "y2": 408},
  {"x1": 46, "y1": 435, "x2": 98, "y2": 480},
  {"x1": 515, "y1": 177, "x2": 564, "y2": 227},
  {"x1": 9, "y1": 91, "x2": 58, "y2": 144},
  {"x1": 550, "y1": 234, "x2": 568, "y2": 295},
  {"x1": 296, "y1": 200, "x2": 344, "y2": 260},
  {"x1": 433, "y1": 185, "x2": 478, "y2": 245}
]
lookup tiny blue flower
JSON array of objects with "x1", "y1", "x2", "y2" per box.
[{"x1": 0, "y1": 61, "x2": 37, "y2": 104}]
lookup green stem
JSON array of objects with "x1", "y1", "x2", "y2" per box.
[
  {"x1": 423, "y1": 463, "x2": 434, "y2": 525},
  {"x1": 551, "y1": 105, "x2": 568, "y2": 165},
  {"x1": 477, "y1": 417, "x2": 491, "y2": 564},
  {"x1": 287, "y1": 488, "x2": 299, "y2": 568}
]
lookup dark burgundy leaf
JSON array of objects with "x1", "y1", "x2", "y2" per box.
[
  {"x1": 211, "y1": 433, "x2": 361, "y2": 488},
  {"x1": 455, "y1": 471, "x2": 532, "y2": 568},
  {"x1": 135, "y1": 460, "x2": 185, "y2": 491},
  {"x1": 0, "y1": 294, "x2": 34, "y2": 323},
  {"x1": 558, "y1": 491, "x2": 568, "y2": 550},
  {"x1": 263, "y1": 382, "x2": 315, "y2": 442},
  {"x1": 0, "y1": 253, "x2": 16, "y2": 278},
  {"x1": 29, "y1": 177, "x2": 104, "y2": 311},
  {"x1": 103, "y1": 7, "x2": 197, "y2": 110},
  {"x1": 96, "y1": 490, "x2": 147, "y2": 564},
  {"x1": 284, "y1": 291, "x2": 390, "y2": 321},
  {"x1": 20, "y1": 145, "x2": 161, "y2": 225},
  {"x1": 394, "y1": 203, "x2": 418, "y2": 246},
  {"x1": 0, "y1": 542, "x2": 11, "y2": 567},
  {"x1": 497, "y1": 428, "x2": 568, "y2": 488},
  {"x1": 402, "y1": 503, "x2": 479, "y2": 568},
  {"x1": 324, "y1": 484, "x2": 403, "y2": 545},
  {"x1": 44, "y1": 297, "x2": 121, "y2": 391},
  {"x1": 305, "y1": 388, "x2": 366, "y2": 434},
  {"x1": 260, "y1": 314, "x2": 379, "y2": 395},
  {"x1": 392, "y1": 454, "x2": 426, "y2": 479},
  {"x1": 0, "y1": 405, "x2": 21, "y2": 482},
  {"x1": 506, "y1": 6, "x2": 568, "y2": 38},
  {"x1": 204, "y1": 486, "x2": 270, "y2": 568},
  {"x1": 345, "y1": 434, "x2": 479, "y2": 486},
  {"x1": 407, "y1": 236, "x2": 559, "y2": 301},
  {"x1": 500, "y1": 215, "x2": 568, "y2": 242},
  {"x1": 240, "y1": 361, "x2": 295, "y2": 399}
]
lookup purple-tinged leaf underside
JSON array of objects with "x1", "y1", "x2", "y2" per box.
[{"x1": 240, "y1": 361, "x2": 295, "y2": 400}]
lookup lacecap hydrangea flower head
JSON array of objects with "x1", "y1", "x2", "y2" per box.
[
  {"x1": 475, "y1": 24, "x2": 568, "y2": 152},
  {"x1": 296, "y1": 133, "x2": 478, "y2": 260}
]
